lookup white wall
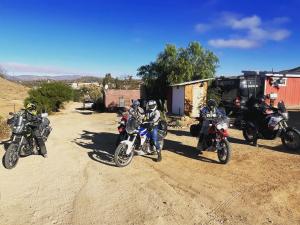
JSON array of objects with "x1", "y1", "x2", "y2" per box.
[{"x1": 172, "y1": 86, "x2": 185, "y2": 115}]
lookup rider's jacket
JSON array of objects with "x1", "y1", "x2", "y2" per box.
[
  {"x1": 129, "y1": 106, "x2": 145, "y2": 122},
  {"x1": 200, "y1": 106, "x2": 226, "y2": 119},
  {"x1": 145, "y1": 109, "x2": 160, "y2": 126}
]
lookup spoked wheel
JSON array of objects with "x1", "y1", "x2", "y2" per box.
[
  {"x1": 281, "y1": 128, "x2": 300, "y2": 151},
  {"x1": 3, "y1": 144, "x2": 20, "y2": 169},
  {"x1": 242, "y1": 124, "x2": 257, "y2": 144},
  {"x1": 114, "y1": 143, "x2": 134, "y2": 167},
  {"x1": 217, "y1": 139, "x2": 231, "y2": 164}
]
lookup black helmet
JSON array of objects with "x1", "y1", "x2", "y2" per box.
[
  {"x1": 207, "y1": 99, "x2": 217, "y2": 111},
  {"x1": 25, "y1": 103, "x2": 37, "y2": 115}
]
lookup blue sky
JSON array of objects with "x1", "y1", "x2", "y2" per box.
[{"x1": 0, "y1": 0, "x2": 299, "y2": 77}]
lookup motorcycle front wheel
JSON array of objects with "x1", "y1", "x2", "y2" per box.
[
  {"x1": 3, "y1": 143, "x2": 20, "y2": 169},
  {"x1": 281, "y1": 127, "x2": 300, "y2": 151},
  {"x1": 242, "y1": 123, "x2": 257, "y2": 144},
  {"x1": 217, "y1": 139, "x2": 231, "y2": 164},
  {"x1": 114, "y1": 143, "x2": 134, "y2": 167}
]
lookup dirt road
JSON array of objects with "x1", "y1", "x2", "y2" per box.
[{"x1": 0, "y1": 102, "x2": 299, "y2": 225}]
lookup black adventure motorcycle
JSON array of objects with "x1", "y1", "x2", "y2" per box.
[
  {"x1": 3, "y1": 111, "x2": 52, "y2": 169},
  {"x1": 242, "y1": 101, "x2": 300, "y2": 150}
]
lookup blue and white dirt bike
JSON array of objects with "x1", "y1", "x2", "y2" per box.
[{"x1": 114, "y1": 117, "x2": 165, "y2": 167}]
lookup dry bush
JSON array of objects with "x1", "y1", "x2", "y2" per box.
[{"x1": 0, "y1": 116, "x2": 10, "y2": 140}]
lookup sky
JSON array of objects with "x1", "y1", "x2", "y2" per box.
[{"x1": 0, "y1": 0, "x2": 299, "y2": 77}]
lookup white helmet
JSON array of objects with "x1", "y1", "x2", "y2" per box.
[{"x1": 147, "y1": 100, "x2": 157, "y2": 112}]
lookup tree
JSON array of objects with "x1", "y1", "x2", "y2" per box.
[
  {"x1": 137, "y1": 42, "x2": 219, "y2": 103},
  {"x1": 25, "y1": 82, "x2": 73, "y2": 113}
]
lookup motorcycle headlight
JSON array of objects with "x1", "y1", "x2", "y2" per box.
[
  {"x1": 13, "y1": 125, "x2": 23, "y2": 134},
  {"x1": 216, "y1": 123, "x2": 228, "y2": 130},
  {"x1": 282, "y1": 112, "x2": 289, "y2": 120}
]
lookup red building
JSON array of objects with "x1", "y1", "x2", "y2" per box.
[
  {"x1": 104, "y1": 89, "x2": 141, "y2": 110},
  {"x1": 246, "y1": 67, "x2": 300, "y2": 108}
]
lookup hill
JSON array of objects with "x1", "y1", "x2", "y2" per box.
[{"x1": 0, "y1": 77, "x2": 29, "y2": 117}]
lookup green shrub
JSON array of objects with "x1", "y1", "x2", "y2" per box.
[{"x1": 25, "y1": 82, "x2": 73, "y2": 113}]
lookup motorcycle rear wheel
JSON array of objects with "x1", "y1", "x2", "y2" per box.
[
  {"x1": 217, "y1": 139, "x2": 231, "y2": 164},
  {"x1": 281, "y1": 127, "x2": 300, "y2": 151},
  {"x1": 114, "y1": 143, "x2": 134, "y2": 167},
  {"x1": 3, "y1": 143, "x2": 20, "y2": 169}
]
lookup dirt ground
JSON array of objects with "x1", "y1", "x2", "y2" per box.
[{"x1": 0, "y1": 102, "x2": 299, "y2": 225}]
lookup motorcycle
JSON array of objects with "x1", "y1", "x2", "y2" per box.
[
  {"x1": 116, "y1": 114, "x2": 129, "y2": 147},
  {"x1": 114, "y1": 118, "x2": 166, "y2": 167},
  {"x1": 242, "y1": 101, "x2": 300, "y2": 150},
  {"x1": 3, "y1": 111, "x2": 52, "y2": 169},
  {"x1": 201, "y1": 114, "x2": 232, "y2": 164}
]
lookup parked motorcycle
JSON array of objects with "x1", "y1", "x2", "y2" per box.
[
  {"x1": 242, "y1": 101, "x2": 300, "y2": 150},
  {"x1": 115, "y1": 114, "x2": 128, "y2": 147},
  {"x1": 201, "y1": 115, "x2": 232, "y2": 164},
  {"x1": 3, "y1": 111, "x2": 52, "y2": 169},
  {"x1": 114, "y1": 118, "x2": 166, "y2": 167}
]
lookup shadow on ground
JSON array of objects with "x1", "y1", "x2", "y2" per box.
[
  {"x1": 167, "y1": 129, "x2": 191, "y2": 137},
  {"x1": 0, "y1": 140, "x2": 10, "y2": 151},
  {"x1": 164, "y1": 139, "x2": 220, "y2": 164},
  {"x1": 74, "y1": 130, "x2": 118, "y2": 166}
]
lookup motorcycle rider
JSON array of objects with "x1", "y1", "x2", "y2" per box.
[
  {"x1": 128, "y1": 100, "x2": 145, "y2": 123},
  {"x1": 145, "y1": 100, "x2": 162, "y2": 162},
  {"x1": 197, "y1": 99, "x2": 226, "y2": 153},
  {"x1": 25, "y1": 103, "x2": 48, "y2": 158}
]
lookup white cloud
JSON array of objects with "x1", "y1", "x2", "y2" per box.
[
  {"x1": 208, "y1": 38, "x2": 258, "y2": 49},
  {"x1": 195, "y1": 23, "x2": 211, "y2": 33},
  {"x1": 195, "y1": 13, "x2": 291, "y2": 49},
  {"x1": 226, "y1": 15, "x2": 262, "y2": 30}
]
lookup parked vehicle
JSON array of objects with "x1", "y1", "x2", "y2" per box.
[
  {"x1": 83, "y1": 100, "x2": 94, "y2": 109},
  {"x1": 3, "y1": 111, "x2": 52, "y2": 169},
  {"x1": 114, "y1": 117, "x2": 166, "y2": 167},
  {"x1": 242, "y1": 101, "x2": 300, "y2": 150},
  {"x1": 200, "y1": 114, "x2": 232, "y2": 164},
  {"x1": 115, "y1": 114, "x2": 128, "y2": 147}
]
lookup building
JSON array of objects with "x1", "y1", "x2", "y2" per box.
[
  {"x1": 217, "y1": 67, "x2": 300, "y2": 111},
  {"x1": 167, "y1": 79, "x2": 212, "y2": 117},
  {"x1": 104, "y1": 89, "x2": 141, "y2": 110},
  {"x1": 262, "y1": 67, "x2": 300, "y2": 107},
  {"x1": 70, "y1": 82, "x2": 101, "y2": 89}
]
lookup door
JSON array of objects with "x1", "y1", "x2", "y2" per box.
[
  {"x1": 192, "y1": 86, "x2": 203, "y2": 117},
  {"x1": 119, "y1": 97, "x2": 125, "y2": 107},
  {"x1": 172, "y1": 86, "x2": 184, "y2": 115}
]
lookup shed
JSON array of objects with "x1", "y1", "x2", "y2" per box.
[
  {"x1": 167, "y1": 79, "x2": 212, "y2": 117},
  {"x1": 264, "y1": 71, "x2": 300, "y2": 108},
  {"x1": 104, "y1": 89, "x2": 141, "y2": 110}
]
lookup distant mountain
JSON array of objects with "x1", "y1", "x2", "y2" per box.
[{"x1": 6, "y1": 75, "x2": 85, "y2": 81}]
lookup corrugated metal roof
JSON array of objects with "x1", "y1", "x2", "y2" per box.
[{"x1": 170, "y1": 78, "x2": 214, "y2": 87}]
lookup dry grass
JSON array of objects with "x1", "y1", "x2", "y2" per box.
[
  {"x1": 0, "y1": 116, "x2": 10, "y2": 140},
  {"x1": 0, "y1": 77, "x2": 29, "y2": 118}
]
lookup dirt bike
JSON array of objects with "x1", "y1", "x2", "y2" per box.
[
  {"x1": 115, "y1": 114, "x2": 128, "y2": 147},
  {"x1": 201, "y1": 116, "x2": 232, "y2": 164},
  {"x1": 3, "y1": 111, "x2": 52, "y2": 169},
  {"x1": 114, "y1": 118, "x2": 166, "y2": 167},
  {"x1": 242, "y1": 101, "x2": 300, "y2": 151}
]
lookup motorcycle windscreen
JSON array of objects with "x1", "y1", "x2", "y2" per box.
[{"x1": 126, "y1": 118, "x2": 139, "y2": 134}]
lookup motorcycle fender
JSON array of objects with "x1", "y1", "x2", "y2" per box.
[{"x1": 120, "y1": 140, "x2": 134, "y2": 155}]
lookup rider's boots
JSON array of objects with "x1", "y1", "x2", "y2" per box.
[{"x1": 157, "y1": 150, "x2": 162, "y2": 162}]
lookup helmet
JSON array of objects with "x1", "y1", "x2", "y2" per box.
[
  {"x1": 147, "y1": 100, "x2": 157, "y2": 112},
  {"x1": 26, "y1": 103, "x2": 37, "y2": 115},
  {"x1": 207, "y1": 99, "x2": 217, "y2": 111},
  {"x1": 132, "y1": 100, "x2": 140, "y2": 109}
]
